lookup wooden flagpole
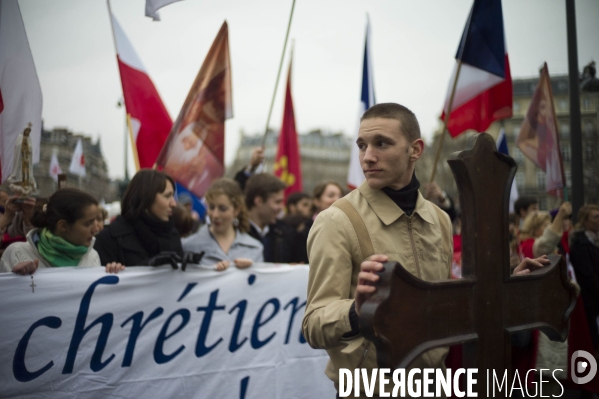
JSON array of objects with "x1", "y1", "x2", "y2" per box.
[
  {"x1": 261, "y1": 0, "x2": 296, "y2": 149},
  {"x1": 429, "y1": 60, "x2": 462, "y2": 182}
]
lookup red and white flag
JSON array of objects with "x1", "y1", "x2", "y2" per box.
[
  {"x1": 516, "y1": 63, "x2": 566, "y2": 197},
  {"x1": 49, "y1": 152, "x2": 62, "y2": 182},
  {"x1": 0, "y1": 0, "x2": 43, "y2": 183},
  {"x1": 440, "y1": 0, "x2": 512, "y2": 137},
  {"x1": 155, "y1": 22, "x2": 232, "y2": 199},
  {"x1": 274, "y1": 55, "x2": 302, "y2": 198},
  {"x1": 69, "y1": 139, "x2": 86, "y2": 177},
  {"x1": 109, "y1": 10, "x2": 173, "y2": 169}
]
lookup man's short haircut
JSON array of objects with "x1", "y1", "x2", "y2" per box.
[
  {"x1": 514, "y1": 196, "x2": 538, "y2": 216},
  {"x1": 361, "y1": 102, "x2": 421, "y2": 142},
  {"x1": 286, "y1": 191, "x2": 310, "y2": 208},
  {"x1": 245, "y1": 173, "x2": 286, "y2": 210}
]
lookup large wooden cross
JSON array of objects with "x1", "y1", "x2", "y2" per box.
[{"x1": 359, "y1": 133, "x2": 577, "y2": 396}]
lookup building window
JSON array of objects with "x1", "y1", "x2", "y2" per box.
[
  {"x1": 537, "y1": 171, "x2": 545, "y2": 188},
  {"x1": 585, "y1": 145, "x2": 594, "y2": 160},
  {"x1": 513, "y1": 102, "x2": 520, "y2": 113},
  {"x1": 513, "y1": 126, "x2": 520, "y2": 138},
  {"x1": 565, "y1": 170, "x2": 572, "y2": 187},
  {"x1": 560, "y1": 145, "x2": 571, "y2": 162},
  {"x1": 582, "y1": 96, "x2": 590, "y2": 110},
  {"x1": 560, "y1": 123, "x2": 570, "y2": 140},
  {"x1": 559, "y1": 99, "x2": 568, "y2": 111},
  {"x1": 515, "y1": 171, "x2": 524, "y2": 189},
  {"x1": 585, "y1": 121, "x2": 596, "y2": 136},
  {"x1": 513, "y1": 147, "x2": 524, "y2": 163}
]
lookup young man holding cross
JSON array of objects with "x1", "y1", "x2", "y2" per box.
[{"x1": 302, "y1": 103, "x2": 454, "y2": 396}]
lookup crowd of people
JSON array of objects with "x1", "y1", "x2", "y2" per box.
[
  {"x1": 0, "y1": 154, "x2": 351, "y2": 275},
  {"x1": 0, "y1": 102, "x2": 597, "y2": 397}
]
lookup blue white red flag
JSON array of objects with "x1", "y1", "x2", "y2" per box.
[
  {"x1": 440, "y1": 0, "x2": 512, "y2": 137},
  {"x1": 496, "y1": 128, "x2": 519, "y2": 213},
  {"x1": 175, "y1": 182, "x2": 206, "y2": 219},
  {"x1": 347, "y1": 17, "x2": 376, "y2": 190}
]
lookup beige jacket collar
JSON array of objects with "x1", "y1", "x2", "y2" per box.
[{"x1": 357, "y1": 180, "x2": 434, "y2": 226}]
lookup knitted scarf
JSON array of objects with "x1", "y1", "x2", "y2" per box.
[{"x1": 37, "y1": 228, "x2": 89, "y2": 267}]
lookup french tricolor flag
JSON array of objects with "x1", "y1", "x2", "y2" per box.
[
  {"x1": 109, "y1": 10, "x2": 173, "y2": 169},
  {"x1": 440, "y1": 0, "x2": 512, "y2": 138}
]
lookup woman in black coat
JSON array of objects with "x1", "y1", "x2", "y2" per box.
[
  {"x1": 95, "y1": 170, "x2": 183, "y2": 266},
  {"x1": 569, "y1": 204, "x2": 599, "y2": 354}
]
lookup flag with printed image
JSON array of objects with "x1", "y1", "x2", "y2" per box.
[
  {"x1": 440, "y1": 0, "x2": 512, "y2": 137},
  {"x1": 347, "y1": 17, "x2": 375, "y2": 190},
  {"x1": 274, "y1": 54, "x2": 302, "y2": 198},
  {"x1": 516, "y1": 63, "x2": 566, "y2": 197},
  {"x1": 155, "y1": 22, "x2": 232, "y2": 199}
]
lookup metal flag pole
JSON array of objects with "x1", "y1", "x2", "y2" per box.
[
  {"x1": 261, "y1": 0, "x2": 296, "y2": 150},
  {"x1": 429, "y1": 61, "x2": 462, "y2": 183}
]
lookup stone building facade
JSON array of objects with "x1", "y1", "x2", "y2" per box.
[{"x1": 17, "y1": 127, "x2": 118, "y2": 201}]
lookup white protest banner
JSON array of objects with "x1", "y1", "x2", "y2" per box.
[{"x1": 0, "y1": 264, "x2": 335, "y2": 398}]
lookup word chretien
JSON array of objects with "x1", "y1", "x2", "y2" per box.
[{"x1": 338, "y1": 368, "x2": 564, "y2": 398}]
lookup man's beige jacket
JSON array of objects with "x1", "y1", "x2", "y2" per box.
[{"x1": 303, "y1": 181, "x2": 453, "y2": 396}]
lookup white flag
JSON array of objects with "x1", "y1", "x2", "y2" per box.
[
  {"x1": 49, "y1": 152, "x2": 62, "y2": 182},
  {"x1": 69, "y1": 139, "x2": 86, "y2": 177},
  {"x1": 0, "y1": 0, "x2": 43, "y2": 183},
  {"x1": 347, "y1": 18, "x2": 375, "y2": 190},
  {"x1": 145, "y1": 0, "x2": 183, "y2": 21}
]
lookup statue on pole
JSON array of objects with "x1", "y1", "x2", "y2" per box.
[{"x1": 7, "y1": 123, "x2": 37, "y2": 197}]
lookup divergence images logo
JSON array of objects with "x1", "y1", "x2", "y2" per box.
[{"x1": 571, "y1": 350, "x2": 598, "y2": 385}]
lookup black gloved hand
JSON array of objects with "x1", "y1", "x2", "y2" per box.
[
  {"x1": 148, "y1": 252, "x2": 182, "y2": 270},
  {"x1": 181, "y1": 251, "x2": 205, "y2": 272}
]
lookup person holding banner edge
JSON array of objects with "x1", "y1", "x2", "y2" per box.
[
  {"x1": 0, "y1": 188, "x2": 124, "y2": 275},
  {"x1": 182, "y1": 178, "x2": 262, "y2": 271},
  {"x1": 94, "y1": 169, "x2": 186, "y2": 268}
]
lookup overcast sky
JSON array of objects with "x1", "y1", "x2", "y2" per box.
[{"x1": 18, "y1": 0, "x2": 599, "y2": 180}]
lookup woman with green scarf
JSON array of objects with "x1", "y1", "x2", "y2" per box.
[{"x1": 0, "y1": 188, "x2": 124, "y2": 274}]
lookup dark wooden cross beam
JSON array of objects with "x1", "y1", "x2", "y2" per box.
[{"x1": 359, "y1": 133, "x2": 577, "y2": 396}]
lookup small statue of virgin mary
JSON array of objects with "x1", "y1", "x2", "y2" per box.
[{"x1": 8, "y1": 123, "x2": 37, "y2": 196}]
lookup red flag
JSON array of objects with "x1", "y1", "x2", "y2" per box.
[
  {"x1": 516, "y1": 63, "x2": 566, "y2": 197},
  {"x1": 155, "y1": 22, "x2": 232, "y2": 198},
  {"x1": 274, "y1": 58, "x2": 302, "y2": 198},
  {"x1": 109, "y1": 10, "x2": 173, "y2": 169}
]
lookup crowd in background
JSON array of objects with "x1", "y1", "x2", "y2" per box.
[{"x1": 0, "y1": 148, "x2": 597, "y2": 378}]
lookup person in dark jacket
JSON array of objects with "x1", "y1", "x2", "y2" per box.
[
  {"x1": 245, "y1": 173, "x2": 301, "y2": 263},
  {"x1": 569, "y1": 204, "x2": 599, "y2": 353},
  {"x1": 94, "y1": 169, "x2": 183, "y2": 266}
]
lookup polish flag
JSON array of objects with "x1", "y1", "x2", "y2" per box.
[
  {"x1": 0, "y1": 0, "x2": 43, "y2": 183},
  {"x1": 49, "y1": 152, "x2": 62, "y2": 182},
  {"x1": 347, "y1": 17, "x2": 376, "y2": 190},
  {"x1": 69, "y1": 139, "x2": 86, "y2": 177},
  {"x1": 109, "y1": 10, "x2": 173, "y2": 169},
  {"x1": 440, "y1": 0, "x2": 512, "y2": 137}
]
